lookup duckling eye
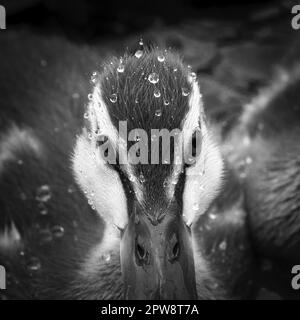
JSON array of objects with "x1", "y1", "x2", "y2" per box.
[
  {"x1": 185, "y1": 129, "x2": 202, "y2": 168},
  {"x1": 95, "y1": 135, "x2": 117, "y2": 164},
  {"x1": 96, "y1": 134, "x2": 108, "y2": 148}
]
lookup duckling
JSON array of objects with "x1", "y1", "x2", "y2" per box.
[
  {"x1": 0, "y1": 31, "x2": 227, "y2": 300},
  {"x1": 0, "y1": 30, "x2": 296, "y2": 300}
]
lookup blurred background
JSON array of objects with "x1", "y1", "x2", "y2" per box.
[
  {"x1": 2, "y1": 0, "x2": 299, "y2": 131},
  {"x1": 1, "y1": 0, "x2": 300, "y2": 300}
]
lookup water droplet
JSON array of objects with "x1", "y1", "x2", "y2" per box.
[
  {"x1": 88, "y1": 93, "x2": 93, "y2": 100},
  {"x1": 163, "y1": 99, "x2": 170, "y2": 106},
  {"x1": 36, "y1": 185, "x2": 51, "y2": 203},
  {"x1": 84, "y1": 112, "x2": 89, "y2": 119},
  {"x1": 27, "y1": 257, "x2": 41, "y2": 271},
  {"x1": 219, "y1": 241, "x2": 227, "y2": 251},
  {"x1": 38, "y1": 203, "x2": 48, "y2": 216},
  {"x1": 117, "y1": 59, "x2": 125, "y2": 73},
  {"x1": 52, "y1": 225, "x2": 65, "y2": 238},
  {"x1": 91, "y1": 71, "x2": 99, "y2": 84},
  {"x1": 245, "y1": 156, "x2": 253, "y2": 165},
  {"x1": 135, "y1": 98, "x2": 139, "y2": 104},
  {"x1": 102, "y1": 253, "x2": 111, "y2": 262},
  {"x1": 209, "y1": 213, "x2": 217, "y2": 220},
  {"x1": 155, "y1": 109, "x2": 162, "y2": 117},
  {"x1": 139, "y1": 174, "x2": 145, "y2": 183},
  {"x1": 173, "y1": 68, "x2": 178, "y2": 72},
  {"x1": 154, "y1": 88, "x2": 161, "y2": 98},
  {"x1": 182, "y1": 87, "x2": 190, "y2": 96},
  {"x1": 148, "y1": 72, "x2": 159, "y2": 84},
  {"x1": 129, "y1": 175, "x2": 135, "y2": 182},
  {"x1": 88, "y1": 133, "x2": 92, "y2": 140},
  {"x1": 139, "y1": 38, "x2": 144, "y2": 46},
  {"x1": 157, "y1": 55, "x2": 165, "y2": 62},
  {"x1": 109, "y1": 93, "x2": 118, "y2": 103},
  {"x1": 135, "y1": 50, "x2": 143, "y2": 59},
  {"x1": 190, "y1": 72, "x2": 197, "y2": 81}
]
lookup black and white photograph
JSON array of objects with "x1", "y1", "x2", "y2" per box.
[{"x1": 0, "y1": 0, "x2": 300, "y2": 303}]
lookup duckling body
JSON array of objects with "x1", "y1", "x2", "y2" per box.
[{"x1": 0, "y1": 30, "x2": 298, "y2": 299}]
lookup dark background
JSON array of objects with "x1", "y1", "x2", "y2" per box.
[
  {"x1": 1, "y1": 0, "x2": 300, "y2": 300},
  {"x1": 1, "y1": 0, "x2": 295, "y2": 42}
]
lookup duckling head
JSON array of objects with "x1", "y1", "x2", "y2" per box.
[{"x1": 72, "y1": 48, "x2": 224, "y2": 299}]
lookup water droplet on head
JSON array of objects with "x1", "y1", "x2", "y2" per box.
[
  {"x1": 27, "y1": 257, "x2": 41, "y2": 271},
  {"x1": 135, "y1": 50, "x2": 143, "y2": 59},
  {"x1": 190, "y1": 72, "x2": 197, "y2": 81},
  {"x1": 83, "y1": 112, "x2": 89, "y2": 119},
  {"x1": 182, "y1": 87, "x2": 190, "y2": 97},
  {"x1": 36, "y1": 185, "x2": 51, "y2": 203},
  {"x1": 117, "y1": 59, "x2": 125, "y2": 73},
  {"x1": 163, "y1": 99, "x2": 170, "y2": 106},
  {"x1": 154, "y1": 88, "x2": 161, "y2": 98},
  {"x1": 155, "y1": 109, "x2": 162, "y2": 117},
  {"x1": 102, "y1": 253, "x2": 111, "y2": 262},
  {"x1": 52, "y1": 225, "x2": 65, "y2": 239},
  {"x1": 38, "y1": 203, "x2": 48, "y2": 216},
  {"x1": 109, "y1": 93, "x2": 118, "y2": 103},
  {"x1": 91, "y1": 71, "x2": 99, "y2": 84},
  {"x1": 209, "y1": 212, "x2": 217, "y2": 220},
  {"x1": 148, "y1": 72, "x2": 159, "y2": 84},
  {"x1": 139, "y1": 174, "x2": 145, "y2": 183},
  {"x1": 157, "y1": 55, "x2": 165, "y2": 62}
]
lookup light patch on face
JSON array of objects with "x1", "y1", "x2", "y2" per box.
[
  {"x1": 72, "y1": 134, "x2": 128, "y2": 230},
  {"x1": 0, "y1": 222, "x2": 22, "y2": 251},
  {"x1": 79, "y1": 223, "x2": 120, "y2": 277},
  {"x1": 0, "y1": 124, "x2": 42, "y2": 174},
  {"x1": 181, "y1": 80, "x2": 224, "y2": 226},
  {"x1": 86, "y1": 85, "x2": 144, "y2": 204}
]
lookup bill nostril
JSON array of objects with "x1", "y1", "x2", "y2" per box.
[
  {"x1": 172, "y1": 241, "x2": 180, "y2": 259},
  {"x1": 169, "y1": 233, "x2": 180, "y2": 261},
  {"x1": 135, "y1": 238, "x2": 149, "y2": 264},
  {"x1": 137, "y1": 243, "x2": 146, "y2": 259}
]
